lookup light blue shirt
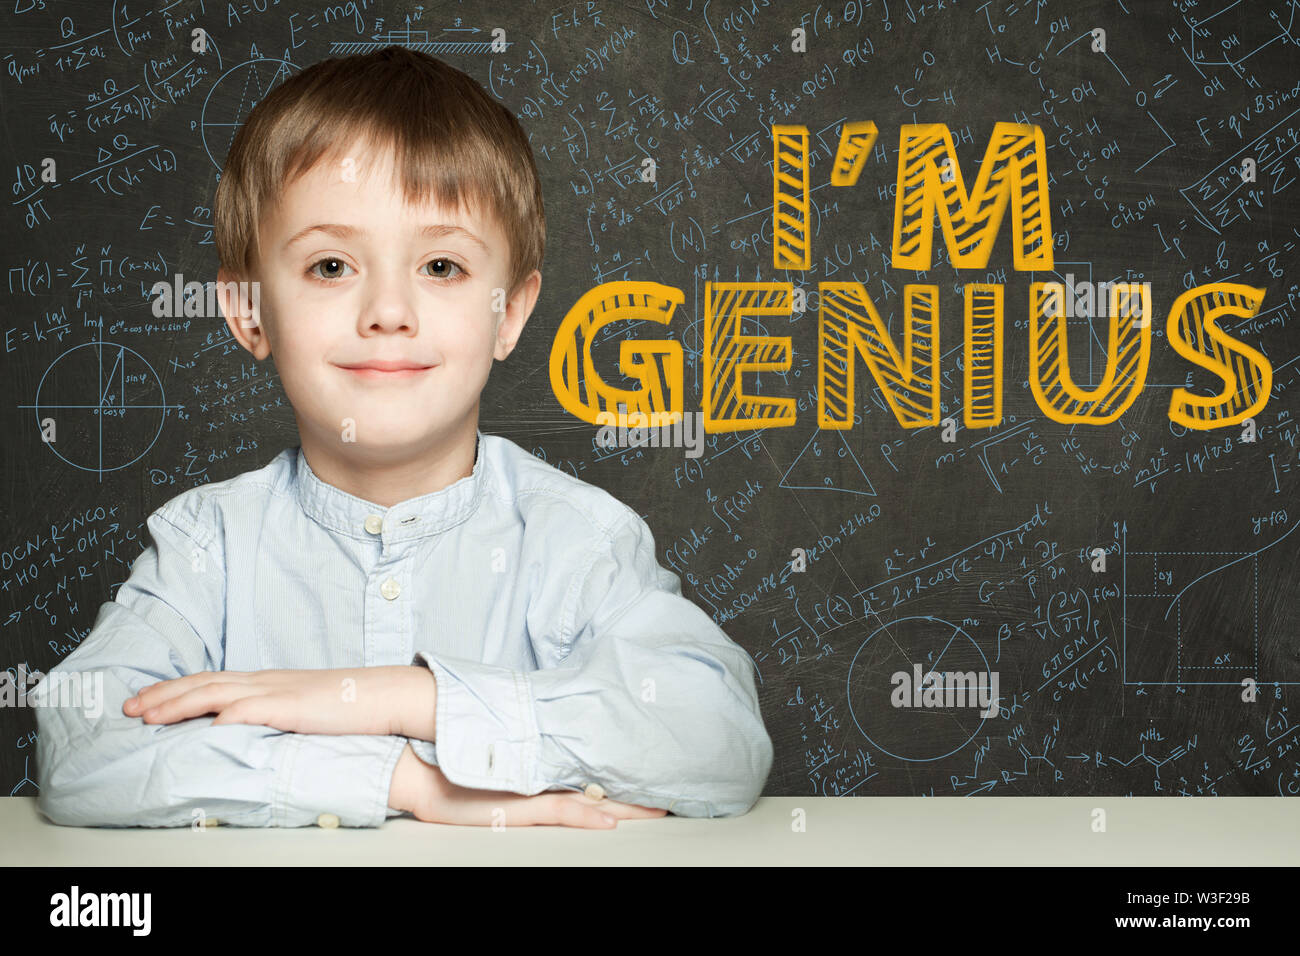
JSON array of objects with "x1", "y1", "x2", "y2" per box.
[{"x1": 32, "y1": 429, "x2": 773, "y2": 827}]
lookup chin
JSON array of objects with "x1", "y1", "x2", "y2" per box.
[{"x1": 354, "y1": 425, "x2": 441, "y2": 447}]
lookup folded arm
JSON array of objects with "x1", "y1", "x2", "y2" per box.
[
  {"x1": 404, "y1": 511, "x2": 774, "y2": 817},
  {"x1": 33, "y1": 502, "x2": 408, "y2": 828}
]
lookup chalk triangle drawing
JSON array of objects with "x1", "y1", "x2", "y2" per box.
[{"x1": 779, "y1": 430, "x2": 877, "y2": 496}]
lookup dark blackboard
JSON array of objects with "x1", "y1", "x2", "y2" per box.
[{"x1": 3, "y1": 0, "x2": 1299, "y2": 802}]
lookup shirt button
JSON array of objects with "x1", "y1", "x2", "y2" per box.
[
  {"x1": 317, "y1": 813, "x2": 340, "y2": 828},
  {"x1": 364, "y1": 514, "x2": 384, "y2": 534},
  {"x1": 584, "y1": 783, "x2": 606, "y2": 801},
  {"x1": 380, "y1": 578, "x2": 401, "y2": 600}
]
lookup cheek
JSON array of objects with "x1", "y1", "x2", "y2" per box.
[{"x1": 443, "y1": 313, "x2": 499, "y2": 357}]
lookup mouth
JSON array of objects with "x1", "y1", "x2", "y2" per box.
[{"x1": 336, "y1": 362, "x2": 437, "y2": 380}]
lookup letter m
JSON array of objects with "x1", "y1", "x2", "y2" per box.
[{"x1": 893, "y1": 122, "x2": 1054, "y2": 271}]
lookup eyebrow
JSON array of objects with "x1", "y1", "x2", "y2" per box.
[{"x1": 283, "y1": 223, "x2": 490, "y2": 255}]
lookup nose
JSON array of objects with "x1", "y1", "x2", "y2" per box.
[{"x1": 358, "y1": 271, "x2": 419, "y2": 336}]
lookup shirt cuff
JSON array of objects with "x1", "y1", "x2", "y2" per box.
[
  {"x1": 411, "y1": 650, "x2": 542, "y2": 793},
  {"x1": 407, "y1": 737, "x2": 439, "y2": 767},
  {"x1": 274, "y1": 733, "x2": 407, "y2": 827}
]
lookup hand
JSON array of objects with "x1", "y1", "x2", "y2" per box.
[
  {"x1": 389, "y1": 744, "x2": 668, "y2": 829},
  {"x1": 122, "y1": 666, "x2": 419, "y2": 737}
]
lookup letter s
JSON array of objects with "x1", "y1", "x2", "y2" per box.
[{"x1": 1167, "y1": 282, "x2": 1272, "y2": 429}]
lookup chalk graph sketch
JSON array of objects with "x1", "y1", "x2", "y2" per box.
[{"x1": 1122, "y1": 519, "x2": 1300, "y2": 687}]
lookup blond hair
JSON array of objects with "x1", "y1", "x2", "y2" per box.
[{"x1": 214, "y1": 46, "x2": 545, "y2": 296}]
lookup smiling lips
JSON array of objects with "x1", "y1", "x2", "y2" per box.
[{"x1": 338, "y1": 359, "x2": 436, "y2": 380}]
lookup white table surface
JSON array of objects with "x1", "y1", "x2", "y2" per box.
[{"x1": 3, "y1": 796, "x2": 1296, "y2": 866}]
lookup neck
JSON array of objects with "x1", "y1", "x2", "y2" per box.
[{"x1": 298, "y1": 419, "x2": 479, "y2": 509}]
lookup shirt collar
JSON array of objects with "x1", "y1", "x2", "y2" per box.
[{"x1": 294, "y1": 429, "x2": 487, "y2": 544}]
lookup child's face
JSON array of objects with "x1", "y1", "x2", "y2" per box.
[{"x1": 220, "y1": 142, "x2": 540, "y2": 456}]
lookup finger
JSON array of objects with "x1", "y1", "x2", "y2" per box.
[
  {"x1": 547, "y1": 796, "x2": 617, "y2": 829},
  {"x1": 563, "y1": 791, "x2": 668, "y2": 819},
  {"x1": 124, "y1": 677, "x2": 197, "y2": 714},
  {"x1": 127, "y1": 672, "x2": 239, "y2": 712},
  {"x1": 211, "y1": 698, "x2": 273, "y2": 727},
  {"x1": 606, "y1": 803, "x2": 669, "y2": 819},
  {"x1": 570, "y1": 797, "x2": 666, "y2": 819},
  {"x1": 138, "y1": 684, "x2": 254, "y2": 724},
  {"x1": 448, "y1": 793, "x2": 615, "y2": 829}
]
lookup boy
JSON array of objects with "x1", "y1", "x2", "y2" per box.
[{"x1": 31, "y1": 47, "x2": 773, "y2": 828}]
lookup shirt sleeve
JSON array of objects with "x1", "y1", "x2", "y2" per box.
[
  {"x1": 31, "y1": 499, "x2": 407, "y2": 829},
  {"x1": 409, "y1": 510, "x2": 774, "y2": 817}
]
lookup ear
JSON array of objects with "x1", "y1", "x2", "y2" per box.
[
  {"x1": 217, "y1": 266, "x2": 271, "y2": 360},
  {"x1": 494, "y1": 269, "x2": 541, "y2": 362}
]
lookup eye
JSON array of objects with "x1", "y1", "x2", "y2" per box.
[
  {"x1": 307, "y1": 257, "x2": 354, "y2": 281},
  {"x1": 423, "y1": 258, "x2": 467, "y2": 282}
]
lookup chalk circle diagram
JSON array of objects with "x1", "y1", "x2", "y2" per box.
[
  {"x1": 846, "y1": 615, "x2": 993, "y2": 762},
  {"x1": 201, "y1": 56, "x2": 297, "y2": 171},
  {"x1": 35, "y1": 342, "x2": 167, "y2": 473}
]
